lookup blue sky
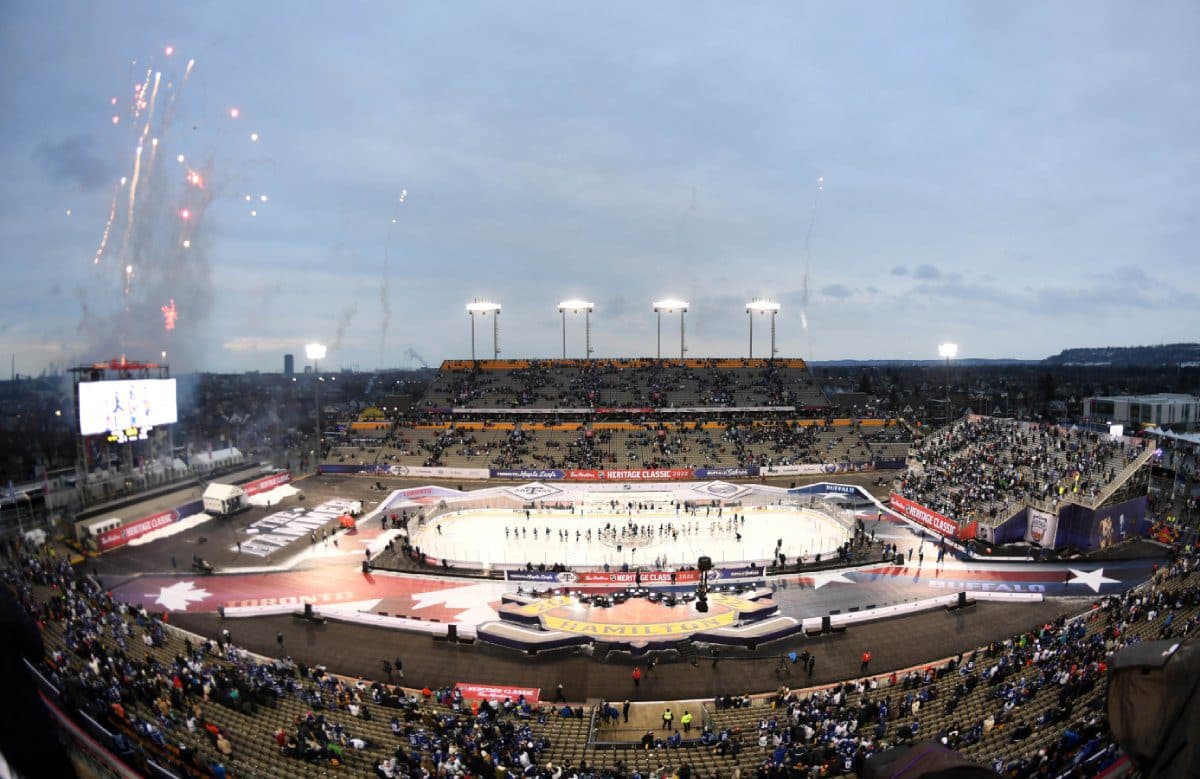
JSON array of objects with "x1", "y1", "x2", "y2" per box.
[{"x1": 2, "y1": 2, "x2": 1197, "y2": 374}]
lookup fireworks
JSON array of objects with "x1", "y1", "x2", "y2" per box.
[
  {"x1": 161, "y1": 299, "x2": 178, "y2": 330},
  {"x1": 78, "y1": 44, "x2": 267, "y2": 367}
]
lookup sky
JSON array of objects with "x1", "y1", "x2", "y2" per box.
[{"x1": 1, "y1": 1, "x2": 1197, "y2": 375}]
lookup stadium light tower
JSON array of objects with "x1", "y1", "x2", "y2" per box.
[
  {"x1": 746, "y1": 299, "x2": 781, "y2": 359},
  {"x1": 466, "y1": 300, "x2": 501, "y2": 360},
  {"x1": 938, "y1": 342, "x2": 958, "y2": 427},
  {"x1": 305, "y1": 343, "x2": 327, "y2": 470},
  {"x1": 653, "y1": 299, "x2": 689, "y2": 359},
  {"x1": 557, "y1": 299, "x2": 594, "y2": 359}
]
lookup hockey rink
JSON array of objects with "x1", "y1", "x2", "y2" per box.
[{"x1": 409, "y1": 501, "x2": 853, "y2": 569}]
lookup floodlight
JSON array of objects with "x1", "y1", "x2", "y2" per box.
[
  {"x1": 938, "y1": 343, "x2": 958, "y2": 359},
  {"x1": 466, "y1": 300, "x2": 501, "y2": 314},
  {"x1": 305, "y1": 343, "x2": 327, "y2": 360},
  {"x1": 746, "y1": 299, "x2": 781, "y2": 313},
  {"x1": 653, "y1": 298, "x2": 689, "y2": 312},
  {"x1": 557, "y1": 299, "x2": 594, "y2": 312}
]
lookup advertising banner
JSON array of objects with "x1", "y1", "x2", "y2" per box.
[
  {"x1": 1025, "y1": 508, "x2": 1059, "y2": 549},
  {"x1": 243, "y1": 471, "x2": 292, "y2": 496},
  {"x1": 490, "y1": 468, "x2": 565, "y2": 480},
  {"x1": 98, "y1": 508, "x2": 180, "y2": 551},
  {"x1": 888, "y1": 493, "x2": 960, "y2": 538},
  {"x1": 505, "y1": 566, "x2": 764, "y2": 585},
  {"x1": 694, "y1": 467, "x2": 759, "y2": 478},
  {"x1": 563, "y1": 469, "x2": 694, "y2": 482},
  {"x1": 454, "y1": 683, "x2": 540, "y2": 704}
]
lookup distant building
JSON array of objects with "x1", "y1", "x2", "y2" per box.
[
  {"x1": 1084, "y1": 393, "x2": 1199, "y2": 430},
  {"x1": 283, "y1": 354, "x2": 294, "y2": 377}
]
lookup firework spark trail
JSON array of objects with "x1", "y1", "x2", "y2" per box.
[
  {"x1": 132, "y1": 68, "x2": 152, "y2": 120},
  {"x1": 379, "y1": 189, "x2": 408, "y2": 367},
  {"x1": 123, "y1": 142, "x2": 145, "y2": 252},
  {"x1": 143, "y1": 72, "x2": 163, "y2": 168},
  {"x1": 92, "y1": 182, "x2": 120, "y2": 265},
  {"x1": 160, "y1": 59, "x2": 195, "y2": 137},
  {"x1": 800, "y1": 176, "x2": 823, "y2": 361}
]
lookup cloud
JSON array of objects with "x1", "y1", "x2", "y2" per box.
[
  {"x1": 223, "y1": 336, "x2": 310, "y2": 353},
  {"x1": 913, "y1": 264, "x2": 941, "y2": 280},
  {"x1": 31, "y1": 135, "x2": 114, "y2": 191},
  {"x1": 820, "y1": 283, "x2": 855, "y2": 300},
  {"x1": 891, "y1": 266, "x2": 909, "y2": 276}
]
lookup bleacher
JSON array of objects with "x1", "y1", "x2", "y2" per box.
[
  {"x1": 342, "y1": 418, "x2": 911, "y2": 472},
  {"x1": 20, "y1": 550, "x2": 1198, "y2": 778},
  {"x1": 899, "y1": 417, "x2": 1149, "y2": 525},
  {"x1": 420, "y1": 359, "x2": 829, "y2": 412}
]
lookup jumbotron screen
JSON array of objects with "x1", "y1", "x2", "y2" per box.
[{"x1": 78, "y1": 378, "x2": 178, "y2": 438}]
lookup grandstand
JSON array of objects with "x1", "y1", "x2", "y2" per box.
[
  {"x1": 419, "y1": 359, "x2": 829, "y2": 412},
  {"x1": 894, "y1": 416, "x2": 1158, "y2": 552},
  {"x1": 13, "y1": 541, "x2": 1197, "y2": 778},
  {"x1": 325, "y1": 358, "x2": 921, "y2": 475}
]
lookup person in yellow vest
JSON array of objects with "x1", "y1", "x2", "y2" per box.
[
  {"x1": 662, "y1": 707, "x2": 673, "y2": 731},
  {"x1": 681, "y1": 710, "x2": 693, "y2": 733}
]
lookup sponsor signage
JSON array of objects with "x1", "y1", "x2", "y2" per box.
[
  {"x1": 564, "y1": 469, "x2": 694, "y2": 482},
  {"x1": 763, "y1": 464, "x2": 837, "y2": 476},
  {"x1": 888, "y1": 493, "x2": 960, "y2": 538},
  {"x1": 453, "y1": 683, "x2": 540, "y2": 704},
  {"x1": 243, "y1": 472, "x2": 292, "y2": 496},
  {"x1": 98, "y1": 506, "x2": 185, "y2": 551},
  {"x1": 694, "y1": 467, "x2": 759, "y2": 478},
  {"x1": 490, "y1": 468, "x2": 565, "y2": 480},
  {"x1": 504, "y1": 570, "x2": 564, "y2": 583},
  {"x1": 504, "y1": 567, "x2": 764, "y2": 586}
]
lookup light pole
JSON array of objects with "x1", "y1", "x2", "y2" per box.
[
  {"x1": 653, "y1": 299, "x2": 688, "y2": 359},
  {"x1": 557, "y1": 299, "x2": 594, "y2": 359},
  {"x1": 305, "y1": 343, "x2": 326, "y2": 470},
  {"x1": 746, "y1": 299, "x2": 781, "y2": 359},
  {"x1": 938, "y1": 342, "x2": 957, "y2": 427},
  {"x1": 467, "y1": 300, "x2": 501, "y2": 360}
]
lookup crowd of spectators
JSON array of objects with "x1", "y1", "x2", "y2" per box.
[
  {"x1": 5, "y1": 549, "x2": 584, "y2": 779},
  {"x1": 6, "y1": 535, "x2": 1200, "y2": 777},
  {"x1": 420, "y1": 360, "x2": 829, "y2": 412},
  {"x1": 707, "y1": 547, "x2": 1199, "y2": 777},
  {"x1": 900, "y1": 417, "x2": 1146, "y2": 523},
  {"x1": 333, "y1": 419, "x2": 909, "y2": 473}
]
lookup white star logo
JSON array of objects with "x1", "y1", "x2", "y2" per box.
[
  {"x1": 805, "y1": 571, "x2": 856, "y2": 590},
  {"x1": 150, "y1": 581, "x2": 213, "y2": 611},
  {"x1": 1065, "y1": 568, "x2": 1120, "y2": 593}
]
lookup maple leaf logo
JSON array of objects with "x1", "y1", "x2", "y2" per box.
[{"x1": 152, "y1": 581, "x2": 213, "y2": 611}]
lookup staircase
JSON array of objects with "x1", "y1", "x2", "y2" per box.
[{"x1": 676, "y1": 638, "x2": 699, "y2": 667}]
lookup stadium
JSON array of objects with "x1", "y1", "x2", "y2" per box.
[
  {"x1": 5, "y1": 7, "x2": 1199, "y2": 778},
  {"x1": 7, "y1": 353, "x2": 1196, "y2": 779}
]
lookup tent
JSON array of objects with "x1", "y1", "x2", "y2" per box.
[
  {"x1": 338, "y1": 514, "x2": 357, "y2": 529},
  {"x1": 203, "y1": 483, "x2": 247, "y2": 517}
]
